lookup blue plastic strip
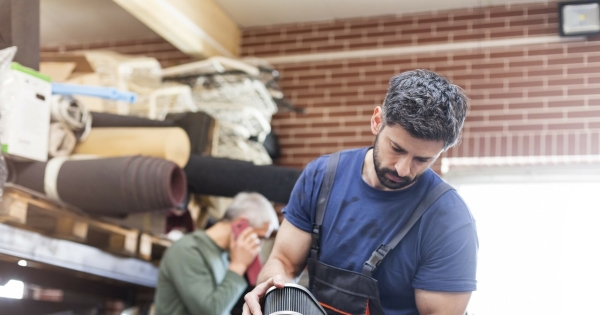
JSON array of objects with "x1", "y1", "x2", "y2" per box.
[{"x1": 52, "y1": 83, "x2": 138, "y2": 103}]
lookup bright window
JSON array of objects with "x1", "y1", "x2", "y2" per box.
[{"x1": 446, "y1": 165, "x2": 600, "y2": 315}]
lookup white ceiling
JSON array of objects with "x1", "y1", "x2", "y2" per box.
[
  {"x1": 214, "y1": 0, "x2": 551, "y2": 27},
  {"x1": 40, "y1": 0, "x2": 550, "y2": 46}
]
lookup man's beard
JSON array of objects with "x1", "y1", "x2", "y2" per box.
[{"x1": 372, "y1": 134, "x2": 420, "y2": 190}]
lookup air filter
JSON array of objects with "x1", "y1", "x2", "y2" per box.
[{"x1": 263, "y1": 284, "x2": 327, "y2": 315}]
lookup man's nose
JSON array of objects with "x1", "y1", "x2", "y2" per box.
[{"x1": 395, "y1": 157, "x2": 411, "y2": 177}]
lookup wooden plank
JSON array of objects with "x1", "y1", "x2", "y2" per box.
[
  {"x1": 138, "y1": 233, "x2": 171, "y2": 264},
  {"x1": 0, "y1": 184, "x2": 140, "y2": 256},
  {"x1": 113, "y1": 0, "x2": 240, "y2": 58}
]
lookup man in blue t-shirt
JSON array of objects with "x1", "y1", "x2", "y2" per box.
[{"x1": 243, "y1": 69, "x2": 478, "y2": 315}]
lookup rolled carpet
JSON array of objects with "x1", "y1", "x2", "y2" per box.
[
  {"x1": 9, "y1": 156, "x2": 186, "y2": 217},
  {"x1": 90, "y1": 111, "x2": 175, "y2": 128},
  {"x1": 72, "y1": 127, "x2": 191, "y2": 167},
  {"x1": 184, "y1": 155, "x2": 302, "y2": 204}
]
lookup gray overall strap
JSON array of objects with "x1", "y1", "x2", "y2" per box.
[
  {"x1": 362, "y1": 181, "x2": 454, "y2": 277},
  {"x1": 310, "y1": 151, "x2": 341, "y2": 260}
]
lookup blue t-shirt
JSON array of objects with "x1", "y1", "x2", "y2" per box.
[{"x1": 283, "y1": 147, "x2": 478, "y2": 315}]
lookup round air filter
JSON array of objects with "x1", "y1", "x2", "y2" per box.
[{"x1": 263, "y1": 284, "x2": 327, "y2": 315}]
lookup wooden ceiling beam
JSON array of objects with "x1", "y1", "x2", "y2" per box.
[{"x1": 113, "y1": 0, "x2": 240, "y2": 59}]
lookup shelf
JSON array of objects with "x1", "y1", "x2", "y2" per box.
[{"x1": 0, "y1": 223, "x2": 158, "y2": 288}]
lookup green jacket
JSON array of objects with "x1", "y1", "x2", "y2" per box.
[{"x1": 154, "y1": 231, "x2": 247, "y2": 315}]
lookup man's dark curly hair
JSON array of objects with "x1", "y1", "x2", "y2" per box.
[{"x1": 382, "y1": 69, "x2": 468, "y2": 150}]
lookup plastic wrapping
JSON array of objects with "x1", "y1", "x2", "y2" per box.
[{"x1": 0, "y1": 47, "x2": 17, "y2": 199}]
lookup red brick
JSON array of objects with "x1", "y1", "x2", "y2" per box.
[
  {"x1": 489, "y1": 50, "x2": 525, "y2": 59},
  {"x1": 528, "y1": 47, "x2": 564, "y2": 56},
  {"x1": 509, "y1": 17, "x2": 545, "y2": 27},
  {"x1": 548, "y1": 100, "x2": 584, "y2": 108},
  {"x1": 470, "y1": 103, "x2": 505, "y2": 111},
  {"x1": 471, "y1": 82, "x2": 505, "y2": 90},
  {"x1": 382, "y1": 19, "x2": 415, "y2": 27},
  {"x1": 527, "y1": 7, "x2": 557, "y2": 16},
  {"x1": 468, "y1": 126, "x2": 504, "y2": 134},
  {"x1": 569, "y1": 87, "x2": 600, "y2": 96},
  {"x1": 381, "y1": 38, "x2": 414, "y2": 47},
  {"x1": 508, "y1": 101, "x2": 544, "y2": 110},
  {"x1": 489, "y1": 91, "x2": 523, "y2": 99},
  {"x1": 528, "y1": 69, "x2": 563, "y2": 77},
  {"x1": 528, "y1": 90, "x2": 563, "y2": 98},
  {"x1": 490, "y1": 71, "x2": 525, "y2": 79},
  {"x1": 508, "y1": 80, "x2": 544, "y2": 88},
  {"x1": 548, "y1": 78, "x2": 585, "y2": 86},
  {"x1": 453, "y1": 52, "x2": 486, "y2": 61},
  {"x1": 527, "y1": 27, "x2": 557, "y2": 36},
  {"x1": 454, "y1": 33, "x2": 486, "y2": 41},
  {"x1": 489, "y1": 8, "x2": 525, "y2": 19},
  {"x1": 509, "y1": 60, "x2": 544, "y2": 68},
  {"x1": 568, "y1": 110, "x2": 600, "y2": 118},
  {"x1": 488, "y1": 114, "x2": 523, "y2": 121},
  {"x1": 528, "y1": 112, "x2": 563, "y2": 120},
  {"x1": 418, "y1": 35, "x2": 452, "y2": 44},
  {"x1": 417, "y1": 15, "x2": 451, "y2": 24},
  {"x1": 472, "y1": 21, "x2": 506, "y2": 30},
  {"x1": 567, "y1": 44, "x2": 600, "y2": 54},
  {"x1": 567, "y1": 66, "x2": 600, "y2": 74},
  {"x1": 490, "y1": 29, "x2": 525, "y2": 38},
  {"x1": 472, "y1": 62, "x2": 504, "y2": 70},
  {"x1": 452, "y1": 12, "x2": 486, "y2": 22},
  {"x1": 548, "y1": 122, "x2": 585, "y2": 130},
  {"x1": 589, "y1": 77, "x2": 600, "y2": 84},
  {"x1": 435, "y1": 24, "x2": 469, "y2": 32},
  {"x1": 454, "y1": 73, "x2": 486, "y2": 81},
  {"x1": 434, "y1": 64, "x2": 469, "y2": 72},
  {"x1": 508, "y1": 124, "x2": 544, "y2": 132},
  {"x1": 402, "y1": 27, "x2": 433, "y2": 35},
  {"x1": 588, "y1": 55, "x2": 600, "y2": 63}
]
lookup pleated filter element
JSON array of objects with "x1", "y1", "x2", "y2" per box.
[{"x1": 263, "y1": 284, "x2": 326, "y2": 315}]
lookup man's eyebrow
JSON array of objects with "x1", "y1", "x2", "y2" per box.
[{"x1": 389, "y1": 139, "x2": 434, "y2": 160}]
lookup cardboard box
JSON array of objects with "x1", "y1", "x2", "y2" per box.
[{"x1": 0, "y1": 63, "x2": 52, "y2": 162}]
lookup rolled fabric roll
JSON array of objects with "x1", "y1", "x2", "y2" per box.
[
  {"x1": 72, "y1": 127, "x2": 191, "y2": 167},
  {"x1": 48, "y1": 122, "x2": 77, "y2": 157},
  {"x1": 90, "y1": 111, "x2": 175, "y2": 128},
  {"x1": 9, "y1": 156, "x2": 186, "y2": 216},
  {"x1": 51, "y1": 95, "x2": 92, "y2": 141},
  {"x1": 90, "y1": 111, "x2": 217, "y2": 155},
  {"x1": 184, "y1": 155, "x2": 302, "y2": 204}
]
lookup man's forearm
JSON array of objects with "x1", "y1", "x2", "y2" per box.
[{"x1": 257, "y1": 256, "x2": 298, "y2": 283}]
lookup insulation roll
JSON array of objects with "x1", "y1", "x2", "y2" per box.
[
  {"x1": 48, "y1": 122, "x2": 77, "y2": 157},
  {"x1": 184, "y1": 155, "x2": 302, "y2": 204},
  {"x1": 72, "y1": 127, "x2": 191, "y2": 167},
  {"x1": 9, "y1": 156, "x2": 186, "y2": 217}
]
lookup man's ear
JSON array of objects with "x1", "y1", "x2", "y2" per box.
[{"x1": 371, "y1": 106, "x2": 383, "y2": 135}]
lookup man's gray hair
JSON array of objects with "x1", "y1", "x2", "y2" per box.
[
  {"x1": 382, "y1": 69, "x2": 468, "y2": 150},
  {"x1": 223, "y1": 192, "x2": 279, "y2": 231}
]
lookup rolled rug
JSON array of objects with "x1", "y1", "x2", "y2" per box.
[
  {"x1": 48, "y1": 122, "x2": 77, "y2": 157},
  {"x1": 184, "y1": 155, "x2": 302, "y2": 204},
  {"x1": 72, "y1": 127, "x2": 191, "y2": 167},
  {"x1": 90, "y1": 111, "x2": 175, "y2": 128},
  {"x1": 9, "y1": 156, "x2": 186, "y2": 217}
]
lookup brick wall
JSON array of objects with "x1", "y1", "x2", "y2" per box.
[
  {"x1": 41, "y1": 35, "x2": 197, "y2": 68},
  {"x1": 241, "y1": 1, "x2": 600, "y2": 168}
]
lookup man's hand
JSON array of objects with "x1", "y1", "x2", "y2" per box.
[
  {"x1": 242, "y1": 275, "x2": 286, "y2": 315},
  {"x1": 229, "y1": 227, "x2": 261, "y2": 276}
]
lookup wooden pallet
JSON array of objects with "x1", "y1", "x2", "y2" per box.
[
  {"x1": 0, "y1": 184, "x2": 139, "y2": 256},
  {"x1": 138, "y1": 233, "x2": 172, "y2": 264}
]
